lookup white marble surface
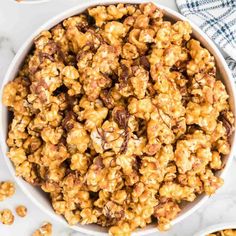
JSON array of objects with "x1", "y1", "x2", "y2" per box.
[{"x1": 0, "y1": 0, "x2": 236, "y2": 235}]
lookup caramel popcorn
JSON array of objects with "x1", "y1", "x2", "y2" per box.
[
  {"x1": 32, "y1": 223, "x2": 52, "y2": 236},
  {"x1": 2, "y1": 2, "x2": 234, "y2": 235},
  {"x1": 208, "y1": 229, "x2": 236, "y2": 236},
  {"x1": 0, "y1": 181, "x2": 15, "y2": 201},
  {"x1": 15, "y1": 205, "x2": 27, "y2": 217},
  {"x1": 0, "y1": 209, "x2": 14, "y2": 225}
]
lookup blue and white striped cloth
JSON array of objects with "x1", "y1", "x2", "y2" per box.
[{"x1": 176, "y1": 0, "x2": 236, "y2": 80}]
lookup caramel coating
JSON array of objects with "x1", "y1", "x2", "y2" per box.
[{"x1": 3, "y1": 3, "x2": 234, "y2": 235}]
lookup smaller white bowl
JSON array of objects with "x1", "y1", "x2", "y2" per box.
[
  {"x1": 13, "y1": 0, "x2": 51, "y2": 4},
  {"x1": 194, "y1": 223, "x2": 236, "y2": 236}
]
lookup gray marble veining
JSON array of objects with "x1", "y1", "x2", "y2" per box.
[{"x1": 0, "y1": 36, "x2": 16, "y2": 55}]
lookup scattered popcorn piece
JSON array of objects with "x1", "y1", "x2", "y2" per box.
[
  {"x1": 0, "y1": 181, "x2": 15, "y2": 201},
  {"x1": 32, "y1": 223, "x2": 52, "y2": 236},
  {"x1": 15, "y1": 205, "x2": 27, "y2": 217},
  {"x1": 0, "y1": 209, "x2": 14, "y2": 225}
]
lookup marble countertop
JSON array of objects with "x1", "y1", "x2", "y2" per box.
[{"x1": 0, "y1": 0, "x2": 236, "y2": 235}]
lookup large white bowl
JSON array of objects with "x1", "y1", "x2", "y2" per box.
[
  {"x1": 1, "y1": 0, "x2": 236, "y2": 235},
  {"x1": 194, "y1": 222, "x2": 236, "y2": 236}
]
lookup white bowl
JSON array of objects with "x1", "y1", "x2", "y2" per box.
[
  {"x1": 13, "y1": 0, "x2": 51, "y2": 4},
  {"x1": 194, "y1": 222, "x2": 236, "y2": 236},
  {"x1": 1, "y1": 0, "x2": 236, "y2": 235}
]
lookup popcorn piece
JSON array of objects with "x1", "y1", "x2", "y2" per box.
[
  {"x1": 32, "y1": 223, "x2": 52, "y2": 236},
  {"x1": 186, "y1": 102, "x2": 218, "y2": 133},
  {"x1": 62, "y1": 66, "x2": 81, "y2": 96},
  {"x1": 122, "y1": 43, "x2": 139, "y2": 60},
  {"x1": 130, "y1": 66, "x2": 149, "y2": 99},
  {"x1": 0, "y1": 181, "x2": 15, "y2": 201},
  {"x1": 67, "y1": 122, "x2": 90, "y2": 153},
  {"x1": 159, "y1": 182, "x2": 196, "y2": 202},
  {"x1": 175, "y1": 130, "x2": 211, "y2": 174},
  {"x1": 15, "y1": 205, "x2": 27, "y2": 217},
  {"x1": 200, "y1": 169, "x2": 224, "y2": 195},
  {"x1": 88, "y1": 4, "x2": 134, "y2": 27},
  {"x1": 154, "y1": 201, "x2": 180, "y2": 231},
  {"x1": 187, "y1": 39, "x2": 215, "y2": 76},
  {"x1": 109, "y1": 222, "x2": 131, "y2": 236},
  {"x1": 70, "y1": 153, "x2": 90, "y2": 174},
  {"x1": 128, "y1": 97, "x2": 154, "y2": 120},
  {"x1": 0, "y1": 209, "x2": 14, "y2": 225}
]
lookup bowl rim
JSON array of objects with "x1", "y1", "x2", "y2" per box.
[
  {"x1": 193, "y1": 222, "x2": 236, "y2": 236},
  {"x1": 1, "y1": 0, "x2": 236, "y2": 235}
]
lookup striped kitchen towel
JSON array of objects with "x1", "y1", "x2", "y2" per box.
[{"x1": 176, "y1": 0, "x2": 236, "y2": 80}]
